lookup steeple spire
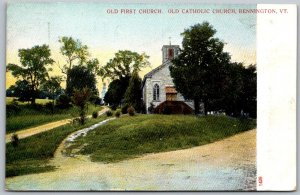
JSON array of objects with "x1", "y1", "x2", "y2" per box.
[{"x1": 168, "y1": 37, "x2": 172, "y2": 45}]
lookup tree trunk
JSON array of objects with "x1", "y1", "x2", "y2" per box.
[
  {"x1": 30, "y1": 86, "x2": 36, "y2": 105},
  {"x1": 194, "y1": 98, "x2": 200, "y2": 115},
  {"x1": 31, "y1": 98, "x2": 36, "y2": 105}
]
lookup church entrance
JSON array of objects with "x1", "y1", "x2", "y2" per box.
[
  {"x1": 153, "y1": 86, "x2": 193, "y2": 114},
  {"x1": 153, "y1": 101, "x2": 194, "y2": 114},
  {"x1": 165, "y1": 86, "x2": 177, "y2": 101}
]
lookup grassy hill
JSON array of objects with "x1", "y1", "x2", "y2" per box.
[
  {"x1": 6, "y1": 114, "x2": 255, "y2": 177},
  {"x1": 69, "y1": 114, "x2": 256, "y2": 163}
]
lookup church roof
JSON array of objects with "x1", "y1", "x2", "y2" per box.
[
  {"x1": 142, "y1": 60, "x2": 172, "y2": 88},
  {"x1": 165, "y1": 86, "x2": 177, "y2": 94},
  {"x1": 144, "y1": 60, "x2": 172, "y2": 78}
]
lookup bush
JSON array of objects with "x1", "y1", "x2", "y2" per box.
[
  {"x1": 92, "y1": 111, "x2": 98, "y2": 118},
  {"x1": 147, "y1": 102, "x2": 155, "y2": 114},
  {"x1": 140, "y1": 103, "x2": 147, "y2": 114},
  {"x1": 127, "y1": 106, "x2": 135, "y2": 116},
  {"x1": 11, "y1": 133, "x2": 19, "y2": 148},
  {"x1": 6, "y1": 102, "x2": 21, "y2": 117},
  {"x1": 115, "y1": 109, "x2": 121, "y2": 118},
  {"x1": 30, "y1": 103, "x2": 44, "y2": 111},
  {"x1": 110, "y1": 105, "x2": 117, "y2": 111},
  {"x1": 72, "y1": 88, "x2": 91, "y2": 125},
  {"x1": 121, "y1": 104, "x2": 129, "y2": 114},
  {"x1": 90, "y1": 95, "x2": 102, "y2": 106},
  {"x1": 45, "y1": 102, "x2": 55, "y2": 114},
  {"x1": 45, "y1": 101, "x2": 54, "y2": 109},
  {"x1": 72, "y1": 118, "x2": 81, "y2": 125},
  {"x1": 56, "y1": 94, "x2": 71, "y2": 109},
  {"x1": 106, "y1": 110, "x2": 113, "y2": 117}
]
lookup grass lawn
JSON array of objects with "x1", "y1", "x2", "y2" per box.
[
  {"x1": 69, "y1": 114, "x2": 256, "y2": 163},
  {"x1": 6, "y1": 99, "x2": 103, "y2": 133},
  {"x1": 7, "y1": 114, "x2": 73, "y2": 133},
  {"x1": 6, "y1": 97, "x2": 52, "y2": 105},
  {"x1": 6, "y1": 115, "x2": 109, "y2": 177}
]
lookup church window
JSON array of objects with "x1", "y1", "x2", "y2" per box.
[{"x1": 153, "y1": 84, "x2": 160, "y2": 101}]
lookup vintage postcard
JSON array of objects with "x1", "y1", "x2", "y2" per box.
[{"x1": 5, "y1": 3, "x2": 296, "y2": 191}]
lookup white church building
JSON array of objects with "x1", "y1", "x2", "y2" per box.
[{"x1": 142, "y1": 44, "x2": 195, "y2": 114}]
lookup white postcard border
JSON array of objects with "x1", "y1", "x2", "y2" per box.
[{"x1": 257, "y1": 4, "x2": 297, "y2": 191}]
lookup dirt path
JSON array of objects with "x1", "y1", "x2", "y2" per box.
[
  {"x1": 6, "y1": 129, "x2": 256, "y2": 191},
  {"x1": 5, "y1": 107, "x2": 109, "y2": 143}
]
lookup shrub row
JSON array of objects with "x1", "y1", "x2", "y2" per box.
[{"x1": 106, "y1": 106, "x2": 135, "y2": 117}]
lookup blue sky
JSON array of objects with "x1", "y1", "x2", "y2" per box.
[{"x1": 6, "y1": 3, "x2": 256, "y2": 87}]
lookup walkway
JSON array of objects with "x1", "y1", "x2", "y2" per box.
[
  {"x1": 5, "y1": 107, "x2": 110, "y2": 143},
  {"x1": 6, "y1": 129, "x2": 256, "y2": 191}
]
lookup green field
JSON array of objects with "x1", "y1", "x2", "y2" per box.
[
  {"x1": 6, "y1": 97, "x2": 53, "y2": 105},
  {"x1": 69, "y1": 114, "x2": 256, "y2": 163},
  {"x1": 6, "y1": 115, "x2": 110, "y2": 177},
  {"x1": 6, "y1": 97, "x2": 103, "y2": 133}
]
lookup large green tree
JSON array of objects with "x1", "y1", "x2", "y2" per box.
[
  {"x1": 59, "y1": 37, "x2": 101, "y2": 96},
  {"x1": 86, "y1": 58, "x2": 101, "y2": 75},
  {"x1": 6, "y1": 80, "x2": 31, "y2": 102},
  {"x1": 104, "y1": 77, "x2": 130, "y2": 107},
  {"x1": 238, "y1": 64, "x2": 257, "y2": 117},
  {"x1": 170, "y1": 22, "x2": 231, "y2": 114},
  {"x1": 40, "y1": 76, "x2": 63, "y2": 100},
  {"x1": 101, "y1": 50, "x2": 149, "y2": 106},
  {"x1": 7, "y1": 45, "x2": 54, "y2": 104},
  {"x1": 66, "y1": 66, "x2": 98, "y2": 97},
  {"x1": 124, "y1": 71, "x2": 143, "y2": 112},
  {"x1": 58, "y1": 36, "x2": 90, "y2": 74},
  {"x1": 218, "y1": 63, "x2": 256, "y2": 117},
  {"x1": 100, "y1": 50, "x2": 149, "y2": 80},
  {"x1": 59, "y1": 36, "x2": 100, "y2": 74}
]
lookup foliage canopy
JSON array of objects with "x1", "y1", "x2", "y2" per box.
[
  {"x1": 7, "y1": 44, "x2": 54, "y2": 104},
  {"x1": 170, "y1": 22, "x2": 256, "y2": 116},
  {"x1": 100, "y1": 50, "x2": 149, "y2": 80}
]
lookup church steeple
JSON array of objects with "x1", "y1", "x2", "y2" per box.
[
  {"x1": 100, "y1": 81, "x2": 107, "y2": 99},
  {"x1": 162, "y1": 44, "x2": 180, "y2": 64}
]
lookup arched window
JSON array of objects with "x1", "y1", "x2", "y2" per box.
[{"x1": 153, "y1": 84, "x2": 160, "y2": 101}]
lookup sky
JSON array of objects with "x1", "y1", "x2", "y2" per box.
[{"x1": 6, "y1": 3, "x2": 257, "y2": 90}]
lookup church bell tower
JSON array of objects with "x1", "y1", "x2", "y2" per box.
[{"x1": 162, "y1": 44, "x2": 180, "y2": 64}]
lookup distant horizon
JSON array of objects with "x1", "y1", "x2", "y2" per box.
[{"x1": 6, "y1": 3, "x2": 257, "y2": 90}]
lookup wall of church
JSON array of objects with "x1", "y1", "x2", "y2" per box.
[{"x1": 144, "y1": 62, "x2": 194, "y2": 113}]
